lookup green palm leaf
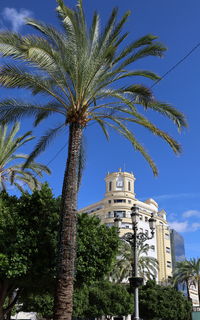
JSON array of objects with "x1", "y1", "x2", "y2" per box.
[
  {"x1": 0, "y1": 123, "x2": 51, "y2": 192},
  {"x1": 111, "y1": 241, "x2": 159, "y2": 283}
]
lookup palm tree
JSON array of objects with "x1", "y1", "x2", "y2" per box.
[
  {"x1": 173, "y1": 259, "x2": 200, "y2": 302},
  {"x1": 189, "y1": 258, "x2": 200, "y2": 304},
  {"x1": 111, "y1": 241, "x2": 159, "y2": 283},
  {"x1": 137, "y1": 244, "x2": 159, "y2": 281},
  {"x1": 0, "y1": 1, "x2": 187, "y2": 319},
  {"x1": 0, "y1": 122, "x2": 50, "y2": 192},
  {"x1": 183, "y1": 258, "x2": 200, "y2": 303}
]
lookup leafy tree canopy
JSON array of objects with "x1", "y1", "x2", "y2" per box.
[
  {"x1": 22, "y1": 281, "x2": 133, "y2": 320},
  {"x1": 76, "y1": 213, "x2": 119, "y2": 286},
  {"x1": 139, "y1": 280, "x2": 192, "y2": 320},
  {"x1": 73, "y1": 281, "x2": 133, "y2": 319},
  {"x1": 0, "y1": 188, "x2": 120, "y2": 318},
  {"x1": 0, "y1": 184, "x2": 59, "y2": 319}
]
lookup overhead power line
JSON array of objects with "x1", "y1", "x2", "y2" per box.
[
  {"x1": 18, "y1": 142, "x2": 68, "y2": 190},
  {"x1": 151, "y1": 41, "x2": 200, "y2": 88},
  {"x1": 45, "y1": 142, "x2": 68, "y2": 167}
]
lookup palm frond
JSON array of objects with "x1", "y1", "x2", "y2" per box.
[
  {"x1": 0, "y1": 99, "x2": 46, "y2": 123},
  {"x1": 110, "y1": 109, "x2": 182, "y2": 154},
  {"x1": 0, "y1": 123, "x2": 51, "y2": 192},
  {"x1": 94, "y1": 118, "x2": 110, "y2": 140},
  {"x1": 23, "y1": 124, "x2": 64, "y2": 168},
  {"x1": 145, "y1": 101, "x2": 188, "y2": 130},
  {"x1": 26, "y1": 18, "x2": 65, "y2": 51},
  {"x1": 104, "y1": 118, "x2": 158, "y2": 175},
  {"x1": 115, "y1": 43, "x2": 166, "y2": 72},
  {"x1": 113, "y1": 34, "x2": 160, "y2": 65}
]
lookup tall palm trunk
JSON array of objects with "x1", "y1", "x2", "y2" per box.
[
  {"x1": 186, "y1": 279, "x2": 190, "y2": 301},
  {"x1": 53, "y1": 123, "x2": 83, "y2": 320}
]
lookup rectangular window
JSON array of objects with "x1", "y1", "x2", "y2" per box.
[
  {"x1": 165, "y1": 233, "x2": 169, "y2": 240},
  {"x1": 108, "y1": 200, "x2": 111, "y2": 204},
  {"x1": 128, "y1": 200, "x2": 131, "y2": 204},
  {"x1": 114, "y1": 199, "x2": 126, "y2": 203},
  {"x1": 114, "y1": 211, "x2": 126, "y2": 218},
  {"x1": 128, "y1": 181, "x2": 131, "y2": 191},
  {"x1": 108, "y1": 212, "x2": 112, "y2": 218},
  {"x1": 166, "y1": 247, "x2": 171, "y2": 254},
  {"x1": 109, "y1": 181, "x2": 112, "y2": 191},
  {"x1": 145, "y1": 216, "x2": 148, "y2": 222},
  {"x1": 167, "y1": 261, "x2": 171, "y2": 268}
]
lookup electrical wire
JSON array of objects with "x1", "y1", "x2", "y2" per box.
[
  {"x1": 16, "y1": 142, "x2": 68, "y2": 191},
  {"x1": 151, "y1": 41, "x2": 200, "y2": 88},
  {"x1": 45, "y1": 142, "x2": 68, "y2": 167}
]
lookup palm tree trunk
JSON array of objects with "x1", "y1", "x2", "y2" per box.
[
  {"x1": 53, "y1": 123, "x2": 83, "y2": 320},
  {"x1": 186, "y1": 280, "x2": 190, "y2": 301}
]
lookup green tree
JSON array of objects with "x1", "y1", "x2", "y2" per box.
[
  {"x1": 0, "y1": 123, "x2": 50, "y2": 192},
  {"x1": 76, "y1": 213, "x2": 119, "y2": 287},
  {"x1": 19, "y1": 215, "x2": 120, "y2": 319},
  {"x1": 19, "y1": 293, "x2": 54, "y2": 320},
  {"x1": 0, "y1": 192, "x2": 120, "y2": 319},
  {"x1": 174, "y1": 258, "x2": 200, "y2": 303},
  {"x1": 74, "y1": 281, "x2": 133, "y2": 319},
  {"x1": 140, "y1": 280, "x2": 192, "y2": 320},
  {"x1": 0, "y1": 185, "x2": 59, "y2": 320},
  {"x1": 173, "y1": 260, "x2": 192, "y2": 300},
  {"x1": 111, "y1": 241, "x2": 158, "y2": 283},
  {"x1": 0, "y1": 1, "x2": 187, "y2": 319},
  {"x1": 22, "y1": 282, "x2": 133, "y2": 320}
]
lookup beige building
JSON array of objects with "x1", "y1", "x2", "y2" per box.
[{"x1": 79, "y1": 169, "x2": 172, "y2": 282}]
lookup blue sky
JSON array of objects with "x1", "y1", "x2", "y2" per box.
[{"x1": 0, "y1": 0, "x2": 200, "y2": 259}]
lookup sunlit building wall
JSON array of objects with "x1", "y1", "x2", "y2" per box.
[{"x1": 79, "y1": 170, "x2": 172, "y2": 282}]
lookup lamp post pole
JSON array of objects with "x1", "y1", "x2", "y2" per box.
[
  {"x1": 114, "y1": 204, "x2": 156, "y2": 320},
  {"x1": 132, "y1": 216, "x2": 139, "y2": 320}
]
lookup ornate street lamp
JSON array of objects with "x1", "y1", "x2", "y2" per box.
[{"x1": 114, "y1": 204, "x2": 156, "y2": 320}]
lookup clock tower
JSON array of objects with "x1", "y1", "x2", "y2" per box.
[{"x1": 105, "y1": 169, "x2": 136, "y2": 198}]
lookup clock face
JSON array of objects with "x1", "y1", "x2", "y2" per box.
[{"x1": 116, "y1": 177, "x2": 124, "y2": 188}]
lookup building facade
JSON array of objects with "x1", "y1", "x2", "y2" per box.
[
  {"x1": 79, "y1": 170, "x2": 172, "y2": 282},
  {"x1": 170, "y1": 229, "x2": 185, "y2": 271}
]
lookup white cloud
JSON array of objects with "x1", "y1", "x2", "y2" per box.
[
  {"x1": 2, "y1": 7, "x2": 32, "y2": 32},
  {"x1": 169, "y1": 220, "x2": 200, "y2": 233},
  {"x1": 182, "y1": 210, "x2": 200, "y2": 218},
  {"x1": 169, "y1": 220, "x2": 189, "y2": 232},
  {"x1": 151, "y1": 192, "x2": 200, "y2": 201},
  {"x1": 191, "y1": 222, "x2": 200, "y2": 231}
]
